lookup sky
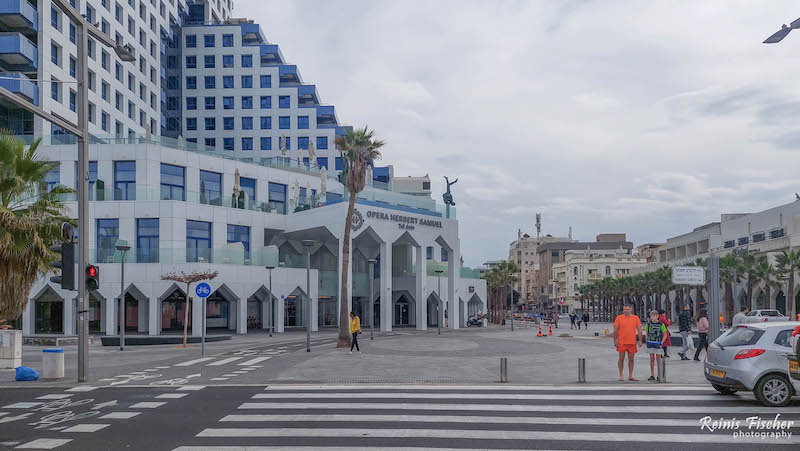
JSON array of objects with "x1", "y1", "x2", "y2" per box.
[{"x1": 237, "y1": 0, "x2": 800, "y2": 266}]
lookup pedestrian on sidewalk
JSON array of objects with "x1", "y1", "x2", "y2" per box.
[
  {"x1": 658, "y1": 309, "x2": 671, "y2": 358},
  {"x1": 732, "y1": 306, "x2": 748, "y2": 327},
  {"x1": 582, "y1": 312, "x2": 589, "y2": 329},
  {"x1": 694, "y1": 308, "x2": 710, "y2": 361},
  {"x1": 677, "y1": 303, "x2": 692, "y2": 360},
  {"x1": 644, "y1": 310, "x2": 668, "y2": 381},
  {"x1": 349, "y1": 311, "x2": 361, "y2": 355},
  {"x1": 570, "y1": 312, "x2": 577, "y2": 329},
  {"x1": 613, "y1": 303, "x2": 642, "y2": 382}
]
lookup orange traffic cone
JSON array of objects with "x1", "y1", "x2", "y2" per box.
[
  {"x1": 537, "y1": 325, "x2": 543, "y2": 337},
  {"x1": 548, "y1": 325, "x2": 553, "y2": 335}
]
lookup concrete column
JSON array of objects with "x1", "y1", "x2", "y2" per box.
[
  {"x1": 276, "y1": 291, "x2": 285, "y2": 333},
  {"x1": 447, "y1": 247, "x2": 460, "y2": 330},
  {"x1": 148, "y1": 298, "x2": 159, "y2": 336},
  {"x1": 261, "y1": 298, "x2": 269, "y2": 330},
  {"x1": 380, "y1": 241, "x2": 392, "y2": 332},
  {"x1": 63, "y1": 297, "x2": 75, "y2": 336},
  {"x1": 105, "y1": 297, "x2": 117, "y2": 336},
  {"x1": 311, "y1": 269, "x2": 319, "y2": 332},
  {"x1": 22, "y1": 301, "x2": 32, "y2": 335},
  {"x1": 415, "y1": 245, "x2": 426, "y2": 330},
  {"x1": 137, "y1": 299, "x2": 147, "y2": 333},
  {"x1": 191, "y1": 296, "x2": 203, "y2": 337},
  {"x1": 237, "y1": 297, "x2": 247, "y2": 334}
]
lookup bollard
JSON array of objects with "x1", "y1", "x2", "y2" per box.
[
  {"x1": 578, "y1": 357, "x2": 586, "y2": 383},
  {"x1": 500, "y1": 357, "x2": 508, "y2": 383},
  {"x1": 657, "y1": 357, "x2": 667, "y2": 383}
]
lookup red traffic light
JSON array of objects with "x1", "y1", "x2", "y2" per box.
[{"x1": 88, "y1": 266, "x2": 97, "y2": 277}]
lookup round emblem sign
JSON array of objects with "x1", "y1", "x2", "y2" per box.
[{"x1": 351, "y1": 209, "x2": 364, "y2": 231}]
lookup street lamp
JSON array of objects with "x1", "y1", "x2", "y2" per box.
[
  {"x1": 367, "y1": 259, "x2": 377, "y2": 339},
  {"x1": 764, "y1": 17, "x2": 800, "y2": 43},
  {"x1": 115, "y1": 239, "x2": 131, "y2": 351},
  {"x1": 301, "y1": 240, "x2": 316, "y2": 352},
  {"x1": 435, "y1": 268, "x2": 444, "y2": 334}
]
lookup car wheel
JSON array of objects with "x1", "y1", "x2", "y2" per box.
[
  {"x1": 711, "y1": 383, "x2": 737, "y2": 395},
  {"x1": 754, "y1": 374, "x2": 793, "y2": 407}
]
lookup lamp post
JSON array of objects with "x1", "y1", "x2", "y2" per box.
[
  {"x1": 367, "y1": 259, "x2": 377, "y2": 339},
  {"x1": 435, "y1": 268, "x2": 444, "y2": 334},
  {"x1": 266, "y1": 264, "x2": 275, "y2": 337},
  {"x1": 302, "y1": 240, "x2": 316, "y2": 352},
  {"x1": 115, "y1": 240, "x2": 131, "y2": 351},
  {"x1": 509, "y1": 280, "x2": 515, "y2": 332}
]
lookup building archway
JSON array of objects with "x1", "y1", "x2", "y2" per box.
[
  {"x1": 32, "y1": 285, "x2": 64, "y2": 334},
  {"x1": 467, "y1": 293, "x2": 483, "y2": 318},
  {"x1": 160, "y1": 284, "x2": 191, "y2": 334},
  {"x1": 124, "y1": 284, "x2": 149, "y2": 334},
  {"x1": 207, "y1": 285, "x2": 238, "y2": 331},
  {"x1": 394, "y1": 292, "x2": 414, "y2": 327},
  {"x1": 427, "y1": 292, "x2": 442, "y2": 327},
  {"x1": 285, "y1": 287, "x2": 308, "y2": 328},
  {"x1": 755, "y1": 290, "x2": 766, "y2": 310},
  {"x1": 776, "y1": 291, "x2": 786, "y2": 315}
]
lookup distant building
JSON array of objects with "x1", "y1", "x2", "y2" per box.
[
  {"x1": 508, "y1": 230, "x2": 573, "y2": 304},
  {"x1": 635, "y1": 243, "x2": 666, "y2": 264}
]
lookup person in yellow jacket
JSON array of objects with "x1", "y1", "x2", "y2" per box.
[{"x1": 349, "y1": 311, "x2": 361, "y2": 355}]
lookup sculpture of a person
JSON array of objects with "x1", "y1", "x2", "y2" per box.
[{"x1": 443, "y1": 176, "x2": 458, "y2": 206}]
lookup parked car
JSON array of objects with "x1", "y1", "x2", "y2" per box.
[
  {"x1": 741, "y1": 309, "x2": 789, "y2": 324},
  {"x1": 788, "y1": 325, "x2": 800, "y2": 394},
  {"x1": 704, "y1": 322, "x2": 797, "y2": 407}
]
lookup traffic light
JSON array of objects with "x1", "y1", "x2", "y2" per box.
[
  {"x1": 50, "y1": 242, "x2": 75, "y2": 291},
  {"x1": 86, "y1": 265, "x2": 99, "y2": 291}
]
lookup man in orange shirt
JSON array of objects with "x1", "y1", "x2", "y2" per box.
[{"x1": 614, "y1": 303, "x2": 642, "y2": 382}]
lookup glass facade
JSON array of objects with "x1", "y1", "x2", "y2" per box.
[
  {"x1": 160, "y1": 163, "x2": 185, "y2": 201},
  {"x1": 96, "y1": 219, "x2": 119, "y2": 263},
  {"x1": 114, "y1": 161, "x2": 136, "y2": 200},
  {"x1": 269, "y1": 182, "x2": 287, "y2": 214},
  {"x1": 136, "y1": 218, "x2": 159, "y2": 263},
  {"x1": 200, "y1": 170, "x2": 222, "y2": 205},
  {"x1": 186, "y1": 220, "x2": 212, "y2": 263}
]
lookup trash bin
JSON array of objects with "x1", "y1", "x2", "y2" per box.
[{"x1": 42, "y1": 348, "x2": 65, "y2": 379}]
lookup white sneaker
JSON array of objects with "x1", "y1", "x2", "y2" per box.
[{"x1": 348, "y1": 351, "x2": 352, "y2": 355}]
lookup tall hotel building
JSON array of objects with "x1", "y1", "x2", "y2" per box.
[{"x1": 0, "y1": 0, "x2": 485, "y2": 337}]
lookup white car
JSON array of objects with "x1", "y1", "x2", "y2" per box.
[
  {"x1": 789, "y1": 325, "x2": 800, "y2": 394},
  {"x1": 741, "y1": 309, "x2": 789, "y2": 324}
]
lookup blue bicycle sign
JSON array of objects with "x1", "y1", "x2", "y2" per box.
[{"x1": 195, "y1": 283, "x2": 211, "y2": 298}]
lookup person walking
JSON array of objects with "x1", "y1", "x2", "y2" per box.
[
  {"x1": 693, "y1": 308, "x2": 710, "y2": 361},
  {"x1": 582, "y1": 311, "x2": 590, "y2": 329},
  {"x1": 677, "y1": 303, "x2": 692, "y2": 360},
  {"x1": 349, "y1": 311, "x2": 361, "y2": 355},
  {"x1": 644, "y1": 310, "x2": 669, "y2": 381},
  {"x1": 732, "y1": 306, "x2": 748, "y2": 327},
  {"x1": 613, "y1": 303, "x2": 642, "y2": 382},
  {"x1": 570, "y1": 312, "x2": 577, "y2": 329},
  {"x1": 657, "y1": 309, "x2": 672, "y2": 358}
]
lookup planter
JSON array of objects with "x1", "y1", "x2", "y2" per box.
[{"x1": 0, "y1": 329, "x2": 22, "y2": 369}]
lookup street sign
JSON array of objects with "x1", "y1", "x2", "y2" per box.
[
  {"x1": 196, "y1": 283, "x2": 211, "y2": 298},
  {"x1": 672, "y1": 266, "x2": 705, "y2": 285}
]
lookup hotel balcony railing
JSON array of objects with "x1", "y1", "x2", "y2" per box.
[
  {"x1": 0, "y1": 0, "x2": 38, "y2": 33},
  {"x1": 0, "y1": 71, "x2": 37, "y2": 104}
]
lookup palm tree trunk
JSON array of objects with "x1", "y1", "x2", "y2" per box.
[
  {"x1": 183, "y1": 283, "x2": 191, "y2": 347},
  {"x1": 337, "y1": 191, "x2": 357, "y2": 348},
  {"x1": 725, "y1": 281, "x2": 734, "y2": 327},
  {"x1": 789, "y1": 273, "x2": 796, "y2": 321}
]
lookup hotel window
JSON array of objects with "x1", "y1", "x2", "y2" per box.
[
  {"x1": 279, "y1": 96, "x2": 290, "y2": 108},
  {"x1": 69, "y1": 91, "x2": 77, "y2": 112},
  {"x1": 204, "y1": 55, "x2": 215, "y2": 69},
  {"x1": 186, "y1": 76, "x2": 197, "y2": 89},
  {"x1": 260, "y1": 75, "x2": 271, "y2": 88},
  {"x1": 136, "y1": 218, "x2": 159, "y2": 263},
  {"x1": 101, "y1": 50, "x2": 109, "y2": 70},
  {"x1": 242, "y1": 138, "x2": 253, "y2": 151},
  {"x1": 260, "y1": 116, "x2": 271, "y2": 130},
  {"x1": 51, "y1": 7, "x2": 59, "y2": 29},
  {"x1": 205, "y1": 97, "x2": 215, "y2": 110},
  {"x1": 298, "y1": 137, "x2": 309, "y2": 150},
  {"x1": 279, "y1": 116, "x2": 290, "y2": 129},
  {"x1": 101, "y1": 111, "x2": 109, "y2": 131},
  {"x1": 204, "y1": 34, "x2": 215, "y2": 47},
  {"x1": 227, "y1": 225, "x2": 250, "y2": 258},
  {"x1": 241, "y1": 55, "x2": 252, "y2": 67},
  {"x1": 204, "y1": 76, "x2": 215, "y2": 89},
  {"x1": 51, "y1": 42, "x2": 60, "y2": 66},
  {"x1": 260, "y1": 96, "x2": 271, "y2": 109},
  {"x1": 241, "y1": 96, "x2": 253, "y2": 109},
  {"x1": 96, "y1": 219, "x2": 119, "y2": 263},
  {"x1": 260, "y1": 137, "x2": 271, "y2": 150},
  {"x1": 738, "y1": 237, "x2": 749, "y2": 246},
  {"x1": 222, "y1": 34, "x2": 234, "y2": 47},
  {"x1": 223, "y1": 138, "x2": 234, "y2": 150},
  {"x1": 298, "y1": 116, "x2": 309, "y2": 129},
  {"x1": 223, "y1": 75, "x2": 234, "y2": 89},
  {"x1": 223, "y1": 96, "x2": 234, "y2": 109},
  {"x1": 160, "y1": 163, "x2": 185, "y2": 201},
  {"x1": 240, "y1": 177, "x2": 256, "y2": 202},
  {"x1": 186, "y1": 118, "x2": 197, "y2": 131},
  {"x1": 205, "y1": 138, "x2": 216, "y2": 147},
  {"x1": 185, "y1": 55, "x2": 196, "y2": 68},
  {"x1": 200, "y1": 170, "x2": 222, "y2": 205},
  {"x1": 186, "y1": 220, "x2": 212, "y2": 263},
  {"x1": 241, "y1": 75, "x2": 253, "y2": 88},
  {"x1": 113, "y1": 161, "x2": 136, "y2": 200},
  {"x1": 223, "y1": 117, "x2": 234, "y2": 131},
  {"x1": 268, "y1": 182, "x2": 287, "y2": 215},
  {"x1": 752, "y1": 232, "x2": 765, "y2": 243},
  {"x1": 185, "y1": 35, "x2": 196, "y2": 47},
  {"x1": 335, "y1": 157, "x2": 342, "y2": 171},
  {"x1": 204, "y1": 117, "x2": 215, "y2": 131},
  {"x1": 223, "y1": 54, "x2": 233, "y2": 68},
  {"x1": 317, "y1": 157, "x2": 328, "y2": 169},
  {"x1": 69, "y1": 23, "x2": 76, "y2": 43},
  {"x1": 44, "y1": 164, "x2": 60, "y2": 192},
  {"x1": 426, "y1": 246, "x2": 433, "y2": 260},
  {"x1": 284, "y1": 137, "x2": 291, "y2": 150},
  {"x1": 316, "y1": 136, "x2": 328, "y2": 150},
  {"x1": 442, "y1": 248, "x2": 449, "y2": 262},
  {"x1": 605, "y1": 266, "x2": 611, "y2": 276},
  {"x1": 186, "y1": 97, "x2": 197, "y2": 110},
  {"x1": 242, "y1": 117, "x2": 253, "y2": 130},
  {"x1": 70, "y1": 57, "x2": 77, "y2": 78},
  {"x1": 770, "y1": 228, "x2": 785, "y2": 239}
]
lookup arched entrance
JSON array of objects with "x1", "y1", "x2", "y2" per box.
[
  {"x1": 776, "y1": 291, "x2": 786, "y2": 315},
  {"x1": 161, "y1": 286, "x2": 191, "y2": 334},
  {"x1": 88, "y1": 291, "x2": 104, "y2": 333},
  {"x1": 427, "y1": 293, "x2": 441, "y2": 327},
  {"x1": 755, "y1": 290, "x2": 766, "y2": 310},
  {"x1": 467, "y1": 294, "x2": 482, "y2": 317},
  {"x1": 394, "y1": 294, "x2": 411, "y2": 326},
  {"x1": 285, "y1": 287, "x2": 307, "y2": 328},
  {"x1": 33, "y1": 286, "x2": 64, "y2": 334},
  {"x1": 206, "y1": 292, "x2": 231, "y2": 330}
]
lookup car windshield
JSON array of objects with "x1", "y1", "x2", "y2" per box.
[
  {"x1": 715, "y1": 327, "x2": 765, "y2": 347},
  {"x1": 761, "y1": 310, "x2": 781, "y2": 317},
  {"x1": 746, "y1": 311, "x2": 758, "y2": 316}
]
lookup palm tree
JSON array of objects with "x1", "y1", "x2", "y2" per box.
[
  {"x1": 719, "y1": 254, "x2": 741, "y2": 325},
  {"x1": 739, "y1": 252, "x2": 757, "y2": 310},
  {"x1": 482, "y1": 269, "x2": 500, "y2": 323},
  {"x1": 775, "y1": 250, "x2": 800, "y2": 319},
  {"x1": 0, "y1": 133, "x2": 74, "y2": 324},
  {"x1": 334, "y1": 127, "x2": 385, "y2": 348},
  {"x1": 752, "y1": 256, "x2": 778, "y2": 310},
  {"x1": 496, "y1": 260, "x2": 519, "y2": 320}
]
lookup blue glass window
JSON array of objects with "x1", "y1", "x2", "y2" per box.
[
  {"x1": 51, "y1": 42, "x2": 59, "y2": 66},
  {"x1": 268, "y1": 182, "x2": 286, "y2": 215},
  {"x1": 279, "y1": 116, "x2": 290, "y2": 129},
  {"x1": 186, "y1": 117, "x2": 197, "y2": 131},
  {"x1": 44, "y1": 164, "x2": 60, "y2": 192},
  {"x1": 205, "y1": 96, "x2": 215, "y2": 110},
  {"x1": 227, "y1": 225, "x2": 250, "y2": 256},
  {"x1": 426, "y1": 246, "x2": 433, "y2": 260},
  {"x1": 317, "y1": 157, "x2": 328, "y2": 169},
  {"x1": 114, "y1": 161, "x2": 136, "y2": 200},
  {"x1": 242, "y1": 117, "x2": 253, "y2": 130},
  {"x1": 298, "y1": 137, "x2": 309, "y2": 150},
  {"x1": 185, "y1": 35, "x2": 196, "y2": 48},
  {"x1": 242, "y1": 137, "x2": 253, "y2": 151},
  {"x1": 222, "y1": 54, "x2": 233, "y2": 68},
  {"x1": 70, "y1": 57, "x2": 76, "y2": 78},
  {"x1": 223, "y1": 75, "x2": 234, "y2": 89},
  {"x1": 186, "y1": 97, "x2": 197, "y2": 110},
  {"x1": 186, "y1": 76, "x2": 196, "y2": 89},
  {"x1": 241, "y1": 96, "x2": 253, "y2": 109},
  {"x1": 185, "y1": 55, "x2": 196, "y2": 68},
  {"x1": 284, "y1": 137, "x2": 291, "y2": 150},
  {"x1": 239, "y1": 177, "x2": 255, "y2": 202},
  {"x1": 222, "y1": 34, "x2": 234, "y2": 47},
  {"x1": 51, "y1": 7, "x2": 58, "y2": 28},
  {"x1": 260, "y1": 96, "x2": 271, "y2": 109},
  {"x1": 204, "y1": 55, "x2": 215, "y2": 69},
  {"x1": 223, "y1": 96, "x2": 234, "y2": 109},
  {"x1": 241, "y1": 75, "x2": 252, "y2": 88},
  {"x1": 223, "y1": 117, "x2": 234, "y2": 130},
  {"x1": 160, "y1": 164, "x2": 185, "y2": 201},
  {"x1": 136, "y1": 219, "x2": 159, "y2": 263},
  {"x1": 241, "y1": 55, "x2": 252, "y2": 67},
  {"x1": 259, "y1": 117, "x2": 271, "y2": 130},
  {"x1": 205, "y1": 138, "x2": 216, "y2": 147},
  {"x1": 279, "y1": 96, "x2": 290, "y2": 108},
  {"x1": 96, "y1": 219, "x2": 119, "y2": 263},
  {"x1": 205, "y1": 117, "x2": 215, "y2": 131},
  {"x1": 260, "y1": 137, "x2": 272, "y2": 150},
  {"x1": 200, "y1": 170, "x2": 222, "y2": 205},
  {"x1": 335, "y1": 157, "x2": 343, "y2": 171},
  {"x1": 442, "y1": 248, "x2": 449, "y2": 262},
  {"x1": 69, "y1": 91, "x2": 76, "y2": 112},
  {"x1": 204, "y1": 76, "x2": 215, "y2": 89},
  {"x1": 260, "y1": 75, "x2": 271, "y2": 88},
  {"x1": 298, "y1": 116, "x2": 309, "y2": 129},
  {"x1": 299, "y1": 187, "x2": 307, "y2": 205},
  {"x1": 223, "y1": 137, "x2": 234, "y2": 150},
  {"x1": 204, "y1": 34, "x2": 215, "y2": 47},
  {"x1": 186, "y1": 220, "x2": 212, "y2": 263},
  {"x1": 316, "y1": 136, "x2": 328, "y2": 150}
]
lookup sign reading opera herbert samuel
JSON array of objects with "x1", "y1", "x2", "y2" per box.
[{"x1": 363, "y1": 210, "x2": 443, "y2": 231}]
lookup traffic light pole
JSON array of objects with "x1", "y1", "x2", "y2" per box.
[{"x1": 76, "y1": 15, "x2": 90, "y2": 384}]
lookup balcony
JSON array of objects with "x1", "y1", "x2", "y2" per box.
[
  {"x1": 0, "y1": 71, "x2": 36, "y2": 104},
  {"x1": 314, "y1": 105, "x2": 337, "y2": 126},
  {"x1": 278, "y1": 65, "x2": 300, "y2": 86},
  {"x1": 258, "y1": 44, "x2": 283, "y2": 65},
  {"x1": 0, "y1": 32, "x2": 36, "y2": 70},
  {"x1": 296, "y1": 84, "x2": 319, "y2": 106},
  {"x1": 0, "y1": 0, "x2": 37, "y2": 33}
]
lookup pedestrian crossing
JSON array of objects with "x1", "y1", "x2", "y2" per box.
[{"x1": 176, "y1": 384, "x2": 800, "y2": 450}]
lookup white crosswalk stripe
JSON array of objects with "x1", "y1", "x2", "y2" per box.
[
  {"x1": 178, "y1": 384, "x2": 800, "y2": 450},
  {"x1": 207, "y1": 357, "x2": 244, "y2": 367}
]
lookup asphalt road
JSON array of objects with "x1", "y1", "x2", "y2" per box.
[{"x1": 1, "y1": 384, "x2": 799, "y2": 450}]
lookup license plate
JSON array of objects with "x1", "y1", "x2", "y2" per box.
[
  {"x1": 709, "y1": 369, "x2": 726, "y2": 378},
  {"x1": 790, "y1": 360, "x2": 799, "y2": 373}
]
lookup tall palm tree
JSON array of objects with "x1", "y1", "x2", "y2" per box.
[
  {"x1": 775, "y1": 250, "x2": 800, "y2": 319},
  {"x1": 739, "y1": 252, "x2": 757, "y2": 310},
  {"x1": 752, "y1": 256, "x2": 778, "y2": 310},
  {"x1": 719, "y1": 254, "x2": 741, "y2": 325},
  {"x1": 0, "y1": 133, "x2": 74, "y2": 324},
  {"x1": 334, "y1": 127, "x2": 385, "y2": 348}
]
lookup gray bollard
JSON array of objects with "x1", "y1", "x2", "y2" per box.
[
  {"x1": 578, "y1": 357, "x2": 586, "y2": 383},
  {"x1": 657, "y1": 357, "x2": 667, "y2": 383},
  {"x1": 500, "y1": 357, "x2": 508, "y2": 383}
]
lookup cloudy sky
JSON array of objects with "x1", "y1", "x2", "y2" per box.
[{"x1": 237, "y1": 0, "x2": 800, "y2": 266}]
